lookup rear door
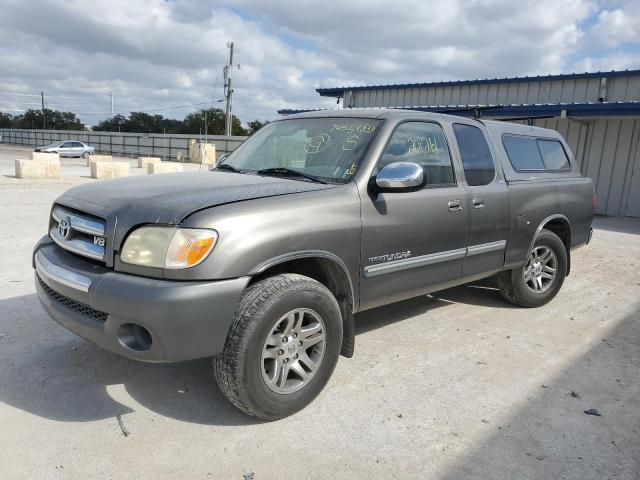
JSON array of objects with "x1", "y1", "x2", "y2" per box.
[
  {"x1": 451, "y1": 122, "x2": 509, "y2": 281},
  {"x1": 360, "y1": 121, "x2": 468, "y2": 310},
  {"x1": 71, "y1": 141, "x2": 85, "y2": 156}
]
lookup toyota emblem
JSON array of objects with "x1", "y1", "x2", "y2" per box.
[{"x1": 58, "y1": 217, "x2": 72, "y2": 240}]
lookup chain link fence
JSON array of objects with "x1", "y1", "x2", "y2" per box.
[{"x1": 0, "y1": 128, "x2": 247, "y2": 160}]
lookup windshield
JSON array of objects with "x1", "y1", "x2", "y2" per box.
[{"x1": 219, "y1": 117, "x2": 382, "y2": 184}]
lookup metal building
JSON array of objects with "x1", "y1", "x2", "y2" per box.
[{"x1": 286, "y1": 70, "x2": 640, "y2": 217}]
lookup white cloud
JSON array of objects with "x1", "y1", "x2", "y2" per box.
[
  {"x1": 0, "y1": 0, "x2": 637, "y2": 126},
  {"x1": 587, "y1": 5, "x2": 640, "y2": 48}
]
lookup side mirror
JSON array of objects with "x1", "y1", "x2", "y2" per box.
[{"x1": 375, "y1": 162, "x2": 424, "y2": 190}]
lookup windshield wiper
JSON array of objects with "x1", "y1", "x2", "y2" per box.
[
  {"x1": 215, "y1": 163, "x2": 243, "y2": 173},
  {"x1": 256, "y1": 167, "x2": 327, "y2": 184}
]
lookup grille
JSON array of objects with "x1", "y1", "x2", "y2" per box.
[
  {"x1": 50, "y1": 205, "x2": 107, "y2": 262},
  {"x1": 38, "y1": 276, "x2": 109, "y2": 323}
]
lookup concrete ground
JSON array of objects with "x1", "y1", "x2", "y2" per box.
[{"x1": 0, "y1": 144, "x2": 638, "y2": 479}]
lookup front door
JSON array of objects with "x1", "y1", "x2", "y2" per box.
[
  {"x1": 451, "y1": 122, "x2": 510, "y2": 281},
  {"x1": 58, "y1": 142, "x2": 73, "y2": 157},
  {"x1": 71, "y1": 141, "x2": 84, "y2": 156},
  {"x1": 360, "y1": 121, "x2": 468, "y2": 311}
]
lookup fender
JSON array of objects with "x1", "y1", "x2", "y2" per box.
[
  {"x1": 526, "y1": 213, "x2": 572, "y2": 275},
  {"x1": 249, "y1": 250, "x2": 355, "y2": 308},
  {"x1": 249, "y1": 250, "x2": 357, "y2": 358}
]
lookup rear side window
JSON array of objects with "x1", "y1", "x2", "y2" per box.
[
  {"x1": 379, "y1": 121, "x2": 455, "y2": 186},
  {"x1": 538, "y1": 139, "x2": 570, "y2": 170},
  {"x1": 502, "y1": 135, "x2": 545, "y2": 171},
  {"x1": 503, "y1": 135, "x2": 571, "y2": 172},
  {"x1": 453, "y1": 124, "x2": 495, "y2": 186}
]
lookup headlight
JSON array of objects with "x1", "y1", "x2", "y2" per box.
[{"x1": 121, "y1": 227, "x2": 218, "y2": 269}]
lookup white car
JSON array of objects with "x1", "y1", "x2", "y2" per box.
[{"x1": 35, "y1": 141, "x2": 95, "y2": 158}]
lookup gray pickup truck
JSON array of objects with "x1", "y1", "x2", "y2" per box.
[{"x1": 33, "y1": 110, "x2": 594, "y2": 420}]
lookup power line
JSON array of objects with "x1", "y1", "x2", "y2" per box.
[
  {"x1": 0, "y1": 91, "x2": 111, "y2": 100},
  {"x1": 0, "y1": 92, "x2": 41, "y2": 97}
]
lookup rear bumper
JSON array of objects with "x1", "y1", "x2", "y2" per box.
[{"x1": 34, "y1": 239, "x2": 249, "y2": 362}]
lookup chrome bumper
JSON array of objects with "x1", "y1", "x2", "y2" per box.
[{"x1": 35, "y1": 250, "x2": 91, "y2": 292}]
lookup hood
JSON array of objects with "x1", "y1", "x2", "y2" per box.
[{"x1": 56, "y1": 170, "x2": 335, "y2": 255}]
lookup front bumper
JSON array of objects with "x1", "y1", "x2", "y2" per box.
[{"x1": 34, "y1": 239, "x2": 250, "y2": 362}]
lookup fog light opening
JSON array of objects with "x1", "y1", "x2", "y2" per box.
[{"x1": 117, "y1": 323, "x2": 153, "y2": 352}]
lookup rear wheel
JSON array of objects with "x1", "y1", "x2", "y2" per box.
[
  {"x1": 213, "y1": 274, "x2": 342, "y2": 420},
  {"x1": 498, "y1": 229, "x2": 567, "y2": 307},
  {"x1": 82, "y1": 152, "x2": 90, "y2": 159}
]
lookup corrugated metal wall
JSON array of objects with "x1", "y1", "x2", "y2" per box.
[
  {"x1": 341, "y1": 74, "x2": 640, "y2": 217},
  {"x1": 523, "y1": 118, "x2": 640, "y2": 217},
  {"x1": 345, "y1": 74, "x2": 640, "y2": 107}
]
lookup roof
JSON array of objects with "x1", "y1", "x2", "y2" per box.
[
  {"x1": 278, "y1": 102, "x2": 640, "y2": 118},
  {"x1": 316, "y1": 69, "x2": 640, "y2": 97},
  {"x1": 275, "y1": 108, "x2": 456, "y2": 121}
]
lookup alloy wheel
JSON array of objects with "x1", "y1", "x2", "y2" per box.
[
  {"x1": 523, "y1": 246, "x2": 558, "y2": 293},
  {"x1": 261, "y1": 308, "x2": 326, "y2": 394}
]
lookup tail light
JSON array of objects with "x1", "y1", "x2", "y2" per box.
[{"x1": 593, "y1": 191, "x2": 597, "y2": 211}]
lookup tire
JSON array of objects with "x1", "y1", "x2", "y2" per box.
[
  {"x1": 498, "y1": 229, "x2": 567, "y2": 308},
  {"x1": 82, "y1": 152, "x2": 90, "y2": 159},
  {"x1": 213, "y1": 273, "x2": 343, "y2": 420}
]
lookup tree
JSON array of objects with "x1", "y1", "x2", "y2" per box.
[
  {"x1": 12, "y1": 109, "x2": 83, "y2": 130},
  {"x1": 181, "y1": 108, "x2": 247, "y2": 135},
  {"x1": 94, "y1": 114, "x2": 127, "y2": 132},
  {"x1": 247, "y1": 120, "x2": 268, "y2": 135},
  {"x1": 0, "y1": 112, "x2": 13, "y2": 129},
  {"x1": 6, "y1": 107, "x2": 250, "y2": 135}
]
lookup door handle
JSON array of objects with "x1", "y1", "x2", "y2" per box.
[
  {"x1": 472, "y1": 197, "x2": 485, "y2": 209},
  {"x1": 448, "y1": 200, "x2": 463, "y2": 212}
]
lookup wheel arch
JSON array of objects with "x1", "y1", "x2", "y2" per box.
[
  {"x1": 528, "y1": 214, "x2": 572, "y2": 276},
  {"x1": 248, "y1": 251, "x2": 356, "y2": 358}
]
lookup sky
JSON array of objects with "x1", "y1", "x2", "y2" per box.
[{"x1": 0, "y1": 0, "x2": 638, "y2": 126}]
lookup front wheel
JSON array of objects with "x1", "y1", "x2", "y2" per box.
[
  {"x1": 213, "y1": 274, "x2": 343, "y2": 420},
  {"x1": 498, "y1": 229, "x2": 567, "y2": 307}
]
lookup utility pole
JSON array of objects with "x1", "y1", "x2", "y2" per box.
[
  {"x1": 110, "y1": 92, "x2": 114, "y2": 117},
  {"x1": 224, "y1": 42, "x2": 234, "y2": 136},
  {"x1": 41, "y1": 91, "x2": 46, "y2": 129}
]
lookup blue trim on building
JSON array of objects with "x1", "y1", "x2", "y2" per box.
[
  {"x1": 316, "y1": 70, "x2": 640, "y2": 97},
  {"x1": 277, "y1": 102, "x2": 640, "y2": 118}
]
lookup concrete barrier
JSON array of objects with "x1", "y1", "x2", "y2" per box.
[
  {"x1": 90, "y1": 160, "x2": 129, "y2": 179},
  {"x1": 31, "y1": 151, "x2": 60, "y2": 162},
  {"x1": 189, "y1": 142, "x2": 216, "y2": 164},
  {"x1": 147, "y1": 162, "x2": 183, "y2": 174},
  {"x1": 15, "y1": 159, "x2": 60, "y2": 179},
  {"x1": 137, "y1": 156, "x2": 161, "y2": 168},
  {"x1": 85, "y1": 154, "x2": 112, "y2": 167}
]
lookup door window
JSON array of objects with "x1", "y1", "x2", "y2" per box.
[
  {"x1": 61, "y1": 142, "x2": 73, "y2": 148},
  {"x1": 72, "y1": 142, "x2": 84, "y2": 148},
  {"x1": 379, "y1": 122, "x2": 455, "y2": 186},
  {"x1": 453, "y1": 124, "x2": 495, "y2": 186}
]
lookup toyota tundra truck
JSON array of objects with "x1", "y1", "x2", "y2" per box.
[{"x1": 33, "y1": 110, "x2": 594, "y2": 420}]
